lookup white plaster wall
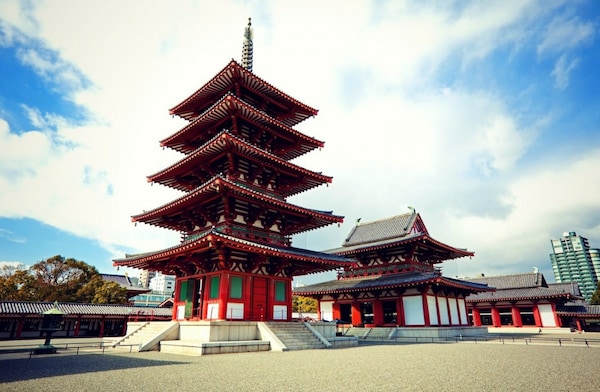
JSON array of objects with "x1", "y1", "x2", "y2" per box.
[
  {"x1": 458, "y1": 299, "x2": 468, "y2": 325},
  {"x1": 273, "y1": 305, "x2": 287, "y2": 320},
  {"x1": 206, "y1": 303, "x2": 219, "y2": 320},
  {"x1": 437, "y1": 296, "x2": 449, "y2": 325},
  {"x1": 403, "y1": 296, "x2": 425, "y2": 325},
  {"x1": 448, "y1": 298, "x2": 459, "y2": 325},
  {"x1": 320, "y1": 301, "x2": 333, "y2": 321},
  {"x1": 427, "y1": 295, "x2": 439, "y2": 325},
  {"x1": 538, "y1": 304, "x2": 557, "y2": 327},
  {"x1": 226, "y1": 303, "x2": 244, "y2": 319}
]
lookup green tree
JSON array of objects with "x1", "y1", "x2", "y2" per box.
[
  {"x1": 292, "y1": 295, "x2": 318, "y2": 313},
  {"x1": 0, "y1": 255, "x2": 127, "y2": 304},
  {"x1": 590, "y1": 282, "x2": 600, "y2": 305}
]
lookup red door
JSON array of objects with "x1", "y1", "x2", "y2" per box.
[{"x1": 251, "y1": 278, "x2": 268, "y2": 321}]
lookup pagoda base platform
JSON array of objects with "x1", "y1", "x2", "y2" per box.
[
  {"x1": 160, "y1": 339, "x2": 270, "y2": 356},
  {"x1": 391, "y1": 326, "x2": 489, "y2": 339}
]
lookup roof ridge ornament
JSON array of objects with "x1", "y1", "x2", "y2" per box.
[{"x1": 241, "y1": 17, "x2": 253, "y2": 72}]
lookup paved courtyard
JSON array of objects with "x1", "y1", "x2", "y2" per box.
[{"x1": 1, "y1": 339, "x2": 599, "y2": 392}]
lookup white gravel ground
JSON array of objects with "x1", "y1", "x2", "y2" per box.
[{"x1": 1, "y1": 341, "x2": 599, "y2": 392}]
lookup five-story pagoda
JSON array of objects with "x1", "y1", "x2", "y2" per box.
[{"x1": 114, "y1": 19, "x2": 347, "y2": 322}]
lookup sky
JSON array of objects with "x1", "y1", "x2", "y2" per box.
[{"x1": 1, "y1": 0, "x2": 599, "y2": 285}]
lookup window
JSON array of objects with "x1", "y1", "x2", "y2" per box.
[
  {"x1": 230, "y1": 276, "x2": 243, "y2": 299},
  {"x1": 275, "y1": 281, "x2": 286, "y2": 302},
  {"x1": 209, "y1": 276, "x2": 220, "y2": 299}
]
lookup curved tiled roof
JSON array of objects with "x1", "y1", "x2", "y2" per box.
[
  {"x1": 0, "y1": 301, "x2": 172, "y2": 317},
  {"x1": 162, "y1": 93, "x2": 323, "y2": 159},
  {"x1": 132, "y1": 174, "x2": 343, "y2": 234},
  {"x1": 169, "y1": 60, "x2": 318, "y2": 127},
  {"x1": 149, "y1": 130, "x2": 332, "y2": 196},
  {"x1": 114, "y1": 227, "x2": 351, "y2": 271},
  {"x1": 293, "y1": 272, "x2": 492, "y2": 296},
  {"x1": 465, "y1": 272, "x2": 548, "y2": 290},
  {"x1": 466, "y1": 287, "x2": 574, "y2": 303}
]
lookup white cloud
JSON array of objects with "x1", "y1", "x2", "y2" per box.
[
  {"x1": 551, "y1": 54, "x2": 580, "y2": 90},
  {"x1": 0, "y1": 0, "x2": 598, "y2": 281},
  {"x1": 537, "y1": 15, "x2": 595, "y2": 55}
]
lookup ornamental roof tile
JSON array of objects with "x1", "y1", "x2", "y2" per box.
[
  {"x1": 169, "y1": 60, "x2": 317, "y2": 127},
  {"x1": 114, "y1": 227, "x2": 351, "y2": 271},
  {"x1": 132, "y1": 174, "x2": 343, "y2": 233},
  {"x1": 464, "y1": 272, "x2": 582, "y2": 302},
  {"x1": 149, "y1": 130, "x2": 331, "y2": 196},
  {"x1": 465, "y1": 272, "x2": 548, "y2": 290},
  {"x1": 556, "y1": 303, "x2": 600, "y2": 316},
  {"x1": 466, "y1": 286, "x2": 573, "y2": 302},
  {"x1": 326, "y1": 212, "x2": 472, "y2": 261},
  {"x1": 100, "y1": 273, "x2": 149, "y2": 293},
  {"x1": 162, "y1": 93, "x2": 323, "y2": 159},
  {"x1": 0, "y1": 301, "x2": 172, "y2": 317},
  {"x1": 341, "y1": 213, "x2": 418, "y2": 247},
  {"x1": 293, "y1": 272, "x2": 491, "y2": 296}
]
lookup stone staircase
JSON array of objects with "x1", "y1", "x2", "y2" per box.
[
  {"x1": 344, "y1": 327, "x2": 369, "y2": 338},
  {"x1": 365, "y1": 328, "x2": 393, "y2": 340},
  {"x1": 114, "y1": 321, "x2": 178, "y2": 352},
  {"x1": 265, "y1": 322, "x2": 327, "y2": 351}
]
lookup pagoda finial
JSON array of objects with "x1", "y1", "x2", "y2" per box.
[{"x1": 241, "y1": 17, "x2": 253, "y2": 72}]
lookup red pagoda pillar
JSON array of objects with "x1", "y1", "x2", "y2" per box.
[
  {"x1": 421, "y1": 291, "x2": 431, "y2": 327},
  {"x1": 511, "y1": 303, "x2": 522, "y2": 327},
  {"x1": 373, "y1": 299, "x2": 384, "y2": 326},
  {"x1": 396, "y1": 297, "x2": 405, "y2": 326},
  {"x1": 491, "y1": 306, "x2": 501, "y2": 327},
  {"x1": 218, "y1": 272, "x2": 230, "y2": 320},
  {"x1": 351, "y1": 300, "x2": 361, "y2": 326},
  {"x1": 471, "y1": 307, "x2": 482, "y2": 326},
  {"x1": 332, "y1": 302, "x2": 341, "y2": 321}
]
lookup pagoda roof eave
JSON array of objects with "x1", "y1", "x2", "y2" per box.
[
  {"x1": 162, "y1": 93, "x2": 324, "y2": 159},
  {"x1": 113, "y1": 228, "x2": 351, "y2": 271},
  {"x1": 328, "y1": 233, "x2": 474, "y2": 261},
  {"x1": 148, "y1": 130, "x2": 333, "y2": 196},
  {"x1": 466, "y1": 287, "x2": 577, "y2": 303},
  {"x1": 132, "y1": 175, "x2": 343, "y2": 233},
  {"x1": 169, "y1": 60, "x2": 318, "y2": 127},
  {"x1": 293, "y1": 273, "x2": 493, "y2": 296}
]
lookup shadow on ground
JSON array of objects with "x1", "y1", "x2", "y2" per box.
[{"x1": 0, "y1": 353, "x2": 184, "y2": 383}]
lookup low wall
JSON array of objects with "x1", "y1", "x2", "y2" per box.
[
  {"x1": 392, "y1": 326, "x2": 488, "y2": 338},
  {"x1": 178, "y1": 321, "x2": 259, "y2": 341},
  {"x1": 306, "y1": 322, "x2": 337, "y2": 338}
]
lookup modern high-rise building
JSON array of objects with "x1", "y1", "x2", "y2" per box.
[{"x1": 550, "y1": 231, "x2": 600, "y2": 301}]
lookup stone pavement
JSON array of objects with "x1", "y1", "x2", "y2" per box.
[{"x1": 1, "y1": 337, "x2": 600, "y2": 391}]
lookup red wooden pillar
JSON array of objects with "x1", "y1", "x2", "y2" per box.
[
  {"x1": 287, "y1": 280, "x2": 293, "y2": 321},
  {"x1": 373, "y1": 299, "x2": 384, "y2": 326},
  {"x1": 351, "y1": 300, "x2": 361, "y2": 326},
  {"x1": 172, "y1": 278, "x2": 181, "y2": 320},
  {"x1": 533, "y1": 303, "x2": 542, "y2": 327},
  {"x1": 266, "y1": 278, "x2": 275, "y2": 321},
  {"x1": 218, "y1": 272, "x2": 230, "y2": 320},
  {"x1": 471, "y1": 307, "x2": 482, "y2": 326},
  {"x1": 551, "y1": 303, "x2": 561, "y2": 327},
  {"x1": 511, "y1": 303, "x2": 522, "y2": 327},
  {"x1": 16, "y1": 316, "x2": 24, "y2": 338},
  {"x1": 491, "y1": 306, "x2": 501, "y2": 327},
  {"x1": 421, "y1": 291, "x2": 431, "y2": 326},
  {"x1": 99, "y1": 316, "x2": 105, "y2": 337},
  {"x1": 74, "y1": 316, "x2": 82, "y2": 337},
  {"x1": 332, "y1": 301, "x2": 341, "y2": 321},
  {"x1": 396, "y1": 297, "x2": 405, "y2": 326}
]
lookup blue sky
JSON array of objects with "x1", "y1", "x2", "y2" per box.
[{"x1": 1, "y1": 1, "x2": 599, "y2": 284}]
